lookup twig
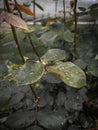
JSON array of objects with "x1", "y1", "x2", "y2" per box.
[
  {"x1": 14, "y1": 0, "x2": 23, "y2": 19},
  {"x1": 28, "y1": 36, "x2": 42, "y2": 63},
  {"x1": 73, "y1": 0, "x2": 78, "y2": 51},
  {"x1": 4, "y1": 0, "x2": 25, "y2": 64},
  {"x1": 29, "y1": 84, "x2": 39, "y2": 126}
]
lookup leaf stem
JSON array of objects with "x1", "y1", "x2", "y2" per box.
[
  {"x1": 73, "y1": 0, "x2": 78, "y2": 51},
  {"x1": 29, "y1": 84, "x2": 39, "y2": 125},
  {"x1": 28, "y1": 36, "x2": 42, "y2": 63},
  {"x1": 4, "y1": 0, "x2": 25, "y2": 64},
  {"x1": 14, "y1": 0, "x2": 23, "y2": 19}
]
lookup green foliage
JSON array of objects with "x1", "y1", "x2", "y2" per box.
[
  {"x1": 6, "y1": 111, "x2": 35, "y2": 128},
  {"x1": 4, "y1": 48, "x2": 86, "y2": 88},
  {"x1": 88, "y1": 65, "x2": 98, "y2": 77},
  {"x1": 88, "y1": 3, "x2": 98, "y2": 9},
  {"x1": 62, "y1": 30, "x2": 74, "y2": 43},
  {"x1": 41, "y1": 48, "x2": 67, "y2": 64},
  {"x1": 37, "y1": 111, "x2": 67, "y2": 129},
  {"x1": 46, "y1": 61, "x2": 86, "y2": 88},
  {"x1": 89, "y1": 8, "x2": 98, "y2": 19},
  {"x1": 39, "y1": 30, "x2": 57, "y2": 46},
  {"x1": 77, "y1": 3, "x2": 98, "y2": 20},
  {"x1": 16, "y1": 61, "x2": 44, "y2": 85},
  {"x1": 0, "y1": 1, "x2": 98, "y2": 130}
]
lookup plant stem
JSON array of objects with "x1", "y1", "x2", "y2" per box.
[
  {"x1": 14, "y1": 0, "x2": 23, "y2": 19},
  {"x1": 63, "y1": 0, "x2": 66, "y2": 31},
  {"x1": 29, "y1": 84, "x2": 39, "y2": 125},
  {"x1": 73, "y1": 0, "x2": 78, "y2": 51},
  {"x1": 28, "y1": 36, "x2": 42, "y2": 63},
  {"x1": 29, "y1": 84, "x2": 38, "y2": 101},
  {"x1": 4, "y1": 0, "x2": 25, "y2": 64}
]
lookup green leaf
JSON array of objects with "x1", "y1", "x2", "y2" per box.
[
  {"x1": 56, "y1": 92, "x2": 66, "y2": 106},
  {"x1": 16, "y1": 61, "x2": 44, "y2": 85},
  {"x1": 89, "y1": 8, "x2": 98, "y2": 19},
  {"x1": 37, "y1": 111, "x2": 67, "y2": 129},
  {"x1": 0, "y1": 87, "x2": 11, "y2": 107},
  {"x1": 6, "y1": 111, "x2": 35, "y2": 128},
  {"x1": 0, "y1": 64, "x2": 8, "y2": 77},
  {"x1": 39, "y1": 31, "x2": 57, "y2": 45},
  {"x1": 62, "y1": 30, "x2": 74, "y2": 42},
  {"x1": 78, "y1": 7, "x2": 86, "y2": 12},
  {"x1": 95, "y1": 54, "x2": 98, "y2": 60},
  {"x1": 9, "y1": 92, "x2": 24, "y2": 107},
  {"x1": 88, "y1": 3, "x2": 98, "y2": 9},
  {"x1": 46, "y1": 62, "x2": 86, "y2": 88},
  {"x1": 65, "y1": 19, "x2": 73, "y2": 28},
  {"x1": 31, "y1": 1, "x2": 44, "y2": 11},
  {"x1": 88, "y1": 65, "x2": 98, "y2": 77},
  {"x1": 74, "y1": 59, "x2": 87, "y2": 70},
  {"x1": 41, "y1": 49, "x2": 67, "y2": 64}
]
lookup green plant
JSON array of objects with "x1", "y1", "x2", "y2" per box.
[{"x1": 0, "y1": 0, "x2": 98, "y2": 130}]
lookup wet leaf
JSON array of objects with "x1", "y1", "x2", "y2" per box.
[
  {"x1": 46, "y1": 62, "x2": 86, "y2": 88},
  {"x1": 6, "y1": 111, "x2": 35, "y2": 128},
  {"x1": 16, "y1": 3, "x2": 34, "y2": 16},
  {"x1": 38, "y1": 111, "x2": 67, "y2": 129},
  {"x1": 41, "y1": 49, "x2": 67, "y2": 64},
  {"x1": 5, "y1": 12, "x2": 28, "y2": 30},
  {"x1": 62, "y1": 30, "x2": 74, "y2": 42},
  {"x1": 16, "y1": 61, "x2": 44, "y2": 85},
  {"x1": 4, "y1": 63, "x2": 21, "y2": 83}
]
